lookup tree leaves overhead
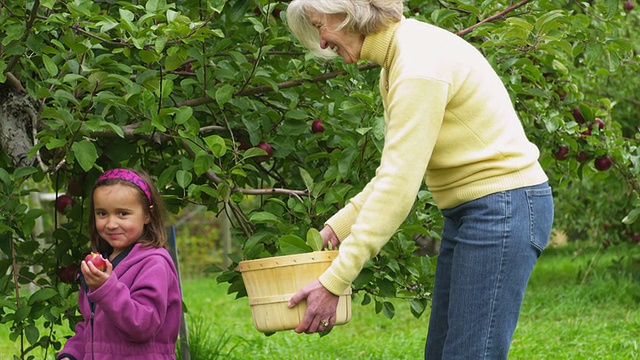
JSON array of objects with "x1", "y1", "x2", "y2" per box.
[{"x1": 0, "y1": 1, "x2": 639, "y2": 356}]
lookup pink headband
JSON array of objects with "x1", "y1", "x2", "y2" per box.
[{"x1": 97, "y1": 168, "x2": 153, "y2": 205}]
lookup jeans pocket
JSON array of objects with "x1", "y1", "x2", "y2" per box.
[{"x1": 526, "y1": 186, "x2": 554, "y2": 254}]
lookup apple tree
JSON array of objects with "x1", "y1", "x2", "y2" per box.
[{"x1": 0, "y1": 0, "x2": 638, "y2": 357}]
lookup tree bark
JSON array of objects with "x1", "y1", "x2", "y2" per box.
[{"x1": 0, "y1": 83, "x2": 36, "y2": 167}]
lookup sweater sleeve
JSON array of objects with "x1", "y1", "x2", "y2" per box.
[
  {"x1": 319, "y1": 77, "x2": 448, "y2": 295},
  {"x1": 88, "y1": 255, "x2": 172, "y2": 342}
]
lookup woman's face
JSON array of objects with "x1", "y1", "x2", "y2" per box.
[{"x1": 309, "y1": 11, "x2": 364, "y2": 64}]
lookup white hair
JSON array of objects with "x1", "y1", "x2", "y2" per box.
[{"x1": 286, "y1": 0, "x2": 404, "y2": 59}]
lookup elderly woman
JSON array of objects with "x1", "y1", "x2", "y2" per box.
[{"x1": 285, "y1": 1, "x2": 553, "y2": 359}]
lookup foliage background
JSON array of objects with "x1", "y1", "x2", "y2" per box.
[{"x1": 0, "y1": 0, "x2": 639, "y2": 358}]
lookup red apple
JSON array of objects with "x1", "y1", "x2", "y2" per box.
[
  {"x1": 576, "y1": 151, "x2": 590, "y2": 163},
  {"x1": 572, "y1": 107, "x2": 585, "y2": 124},
  {"x1": 554, "y1": 145, "x2": 569, "y2": 161},
  {"x1": 67, "y1": 179, "x2": 83, "y2": 196},
  {"x1": 254, "y1": 142, "x2": 273, "y2": 162},
  {"x1": 84, "y1": 252, "x2": 107, "y2": 271},
  {"x1": 55, "y1": 194, "x2": 74, "y2": 214},
  {"x1": 594, "y1": 156, "x2": 612, "y2": 171},
  {"x1": 624, "y1": 1, "x2": 634, "y2": 11},
  {"x1": 593, "y1": 118, "x2": 604, "y2": 131},
  {"x1": 633, "y1": 234, "x2": 640, "y2": 244},
  {"x1": 311, "y1": 119, "x2": 325, "y2": 133},
  {"x1": 57, "y1": 264, "x2": 79, "y2": 284}
]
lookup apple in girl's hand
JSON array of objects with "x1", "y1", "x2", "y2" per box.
[{"x1": 84, "y1": 252, "x2": 107, "y2": 271}]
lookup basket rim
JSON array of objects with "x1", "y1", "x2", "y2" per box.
[{"x1": 237, "y1": 250, "x2": 339, "y2": 272}]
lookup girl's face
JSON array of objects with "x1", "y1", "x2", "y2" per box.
[
  {"x1": 309, "y1": 11, "x2": 364, "y2": 64},
  {"x1": 93, "y1": 184, "x2": 150, "y2": 258}
]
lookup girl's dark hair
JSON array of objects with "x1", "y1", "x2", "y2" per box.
[{"x1": 88, "y1": 168, "x2": 167, "y2": 254}]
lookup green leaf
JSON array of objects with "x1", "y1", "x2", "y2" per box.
[
  {"x1": 214, "y1": 84, "x2": 235, "y2": 106},
  {"x1": 176, "y1": 170, "x2": 192, "y2": 189},
  {"x1": 249, "y1": 211, "x2": 280, "y2": 223},
  {"x1": 299, "y1": 167, "x2": 314, "y2": 192},
  {"x1": 25, "y1": 324, "x2": 40, "y2": 345},
  {"x1": 174, "y1": 106, "x2": 193, "y2": 125},
  {"x1": 194, "y1": 152, "x2": 215, "y2": 176},
  {"x1": 622, "y1": 208, "x2": 640, "y2": 225},
  {"x1": 381, "y1": 300, "x2": 396, "y2": 319},
  {"x1": 204, "y1": 135, "x2": 226, "y2": 157},
  {"x1": 14, "y1": 166, "x2": 37, "y2": 179},
  {"x1": 42, "y1": 55, "x2": 58, "y2": 77},
  {"x1": 279, "y1": 235, "x2": 312, "y2": 255},
  {"x1": 71, "y1": 140, "x2": 98, "y2": 172},
  {"x1": 306, "y1": 228, "x2": 323, "y2": 251}
]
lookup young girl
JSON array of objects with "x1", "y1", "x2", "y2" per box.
[{"x1": 57, "y1": 168, "x2": 182, "y2": 360}]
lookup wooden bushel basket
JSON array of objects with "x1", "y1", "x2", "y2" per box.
[{"x1": 237, "y1": 250, "x2": 352, "y2": 333}]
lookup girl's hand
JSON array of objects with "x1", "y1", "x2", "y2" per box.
[
  {"x1": 80, "y1": 258, "x2": 113, "y2": 291},
  {"x1": 320, "y1": 225, "x2": 340, "y2": 250}
]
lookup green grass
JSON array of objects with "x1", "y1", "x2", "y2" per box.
[{"x1": 3, "y1": 243, "x2": 640, "y2": 359}]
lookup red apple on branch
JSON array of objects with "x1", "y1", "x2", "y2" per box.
[
  {"x1": 254, "y1": 142, "x2": 273, "y2": 163},
  {"x1": 593, "y1": 118, "x2": 604, "y2": 131},
  {"x1": 576, "y1": 151, "x2": 590, "y2": 163},
  {"x1": 572, "y1": 107, "x2": 585, "y2": 124},
  {"x1": 594, "y1": 156, "x2": 612, "y2": 171},
  {"x1": 554, "y1": 145, "x2": 569, "y2": 161},
  {"x1": 84, "y1": 252, "x2": 107, "y2": 271},
  {"x1": 55, "y1": 194, "x2": 74, "y2": 214},
  {"x1": 57, "y1": 264, "x2": 79, "y2": 284},
  {"x1": 311, "y1": 119, "x2": 325, "y2": 133},
  {"x1": 624, "y1": 1, "x2": 634, "y2": 12}
]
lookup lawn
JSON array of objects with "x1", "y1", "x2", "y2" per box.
[{"x1": 2, "y1": 242, "x2": 640, "y2": 359}]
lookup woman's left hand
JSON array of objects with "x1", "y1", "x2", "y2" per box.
[{"x1": 288, "y1": 279, "x2": 339, "y2": 334}]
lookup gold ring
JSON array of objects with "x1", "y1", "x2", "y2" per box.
[{"x1": 320, "y1": 319, "x2": 329, "y2": 327}]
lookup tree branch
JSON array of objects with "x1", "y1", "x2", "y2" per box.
[{"x1": 456, "y1": 0, "x2": 534, "y2": 37}]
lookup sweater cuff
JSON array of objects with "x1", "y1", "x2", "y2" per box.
[
  {"x1": 325, "y1": 202, "x2": 358, "y2": 241},
  {"x1": 318, "y1": 266, "x2": 351, "y2": 296}
]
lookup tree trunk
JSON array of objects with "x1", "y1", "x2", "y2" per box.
[{"x1": 0, "y1": 83, "x2": 36, "y2": 167}]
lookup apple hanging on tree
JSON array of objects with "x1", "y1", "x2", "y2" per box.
[
  {"x1": 594, "y1": 156, "x2": 612, "y2": 171},
  {"x1": 254, "y1": 142, "x2": 273, "y2": 163},
  {"x1": 55, "y1": 194, "x2": 74, "y2": 214},
  {"x1": 624, "y1": 0, "x2": 634, "y2": 12},
  {"x1": 57, "y1": 263, "x2": 80, "y2": 284},
  {"x1": 311, "y1": 118, "x2": 325, "y2": 133},
  {"x1": 554, "y1": 145, "x2": 569, "y2": 161}
]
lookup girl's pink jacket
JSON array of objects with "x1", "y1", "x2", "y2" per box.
[{"x1": 58, "y1": 242, "x2": 182, "y2": 360}]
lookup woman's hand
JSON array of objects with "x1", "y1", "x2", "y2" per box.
[
  {"x1": 320, "y1": 225, "x2": 340, "y2": 250},
  {"x1": 80, "y1": 258, "x2": 113, "y2": 291},
  {"x1": 288, "y1": 279, "x2": 339, "y2": 334}
]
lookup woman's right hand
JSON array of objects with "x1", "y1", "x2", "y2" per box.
[{"x1": 320, "y1": 225, "x2": 340, "y2": 250}]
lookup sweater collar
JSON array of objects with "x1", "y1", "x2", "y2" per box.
[{"x1": 361, "y1": 20, "x2": 403, "y2": 67}]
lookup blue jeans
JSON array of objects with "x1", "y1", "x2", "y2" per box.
[{"x1": 424, "y1": 182, "x2": 553, "y2": 360}]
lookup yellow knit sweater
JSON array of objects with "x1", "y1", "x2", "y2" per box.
[{"x1": 319, "y1": 18, "x2": 548, "y2": 295}]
